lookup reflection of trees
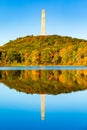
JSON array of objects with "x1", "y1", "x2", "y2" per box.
[{"x1": 0, "y1": 70, "x2": 87, "y2": 95}]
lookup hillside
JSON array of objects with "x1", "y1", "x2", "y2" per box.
[{"x1": 0, "y1": 35, "x2": 87, "y2": 66}]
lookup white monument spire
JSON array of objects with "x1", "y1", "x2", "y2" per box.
[
  {"x1": 41, "y1": 94, "x2": 45, "y2": 120},
  {"x1": 41, "y1": 9, "x2": 46, "y2": 35}
]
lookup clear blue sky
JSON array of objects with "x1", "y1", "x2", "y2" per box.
[{"x1": 0, "y1": 0, "x2": 87, "y2": 45}]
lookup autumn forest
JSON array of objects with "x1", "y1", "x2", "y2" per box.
[
  {"x1": 0, "y1": 35, "x2": 87, "y2": 66},
  {"x1": 0, "y1": 70, "x2": 87, "y2": 95}
]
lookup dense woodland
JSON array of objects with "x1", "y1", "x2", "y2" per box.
[
  {"x1": 0, "y1": 70, "x2": 87, "y2": 95},
  {"x1": 0, "y1": 35, "x2": 87, "y2": 66}
]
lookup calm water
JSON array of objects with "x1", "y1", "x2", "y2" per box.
[{"x1": 0, "y1": 66, "x2": 87, "y2": 130}]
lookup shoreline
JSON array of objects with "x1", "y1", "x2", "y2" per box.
[
  {"x1": 0, "y1": 64, "x2": 87, "y2": 67},
  {"x1": 0, "y1": 65, "x2": 87, "y2": 71}
]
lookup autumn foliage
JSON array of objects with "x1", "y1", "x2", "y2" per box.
[
  {"x1": 0, "y1": 70, "x2": 87, "y2": 95},
  {"x1": 0, "y1": 35, "x2": 87, "y2": 66}
]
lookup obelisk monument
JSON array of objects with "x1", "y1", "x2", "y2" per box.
[
  {"x1": 41, "y1": 94, "x2": 45, "y2": 120},
  {"x1": 40, "y1": 9, "x2": 46, "y2": 120},
  {"x1": 41, "y1": 9, "x2": 46, "y2": 35}
]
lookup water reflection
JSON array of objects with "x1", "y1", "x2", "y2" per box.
[
  {"x1": 41, "y1": 94, "x2": 45, "y2": 120},
  {"x1": 0, "y1": 70, "x2": 87, "y2": 121},
  {"x1": 0, "y1": 70, "x2": 87, "y2": 94}
]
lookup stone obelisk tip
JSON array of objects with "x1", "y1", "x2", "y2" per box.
[
  {"x1": 41, "y1": 9, "x2": 46, "y2": 35},
  {"x1": 42, "y1": 9, "x2": 45, "y2": 12}
]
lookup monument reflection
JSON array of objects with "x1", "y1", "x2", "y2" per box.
[
  {"x1": 0, "y1": 70, "x2": 87, "y2": 120},
  {"x1": 41, "y1": 94, "x2": 45, "y2": 120}
]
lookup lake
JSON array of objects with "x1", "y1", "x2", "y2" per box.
[{"x1": 0, "y1": 66, "x2": 87, "y2": 130}]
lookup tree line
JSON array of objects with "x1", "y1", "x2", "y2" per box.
[
  {"x1": 0, "y1": 35, "x2": 87, "y2": 66},
  {"x1": 0, "y1": 70, "x2": 87, "y2": 94}
]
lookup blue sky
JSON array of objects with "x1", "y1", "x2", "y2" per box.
[{"x1": 0, "y1": 0, "x2": 87, "y2": 45}]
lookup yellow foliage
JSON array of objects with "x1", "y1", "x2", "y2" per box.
[
  {"x1": 31, "y1": 70, "x2": 39, "y2": 81},
  {"x1": 24, "y1": 70, "x2": 29, "y2": 79},
  {"x1": 59, "y1": 74, "x2": 66, "y2": 84}
]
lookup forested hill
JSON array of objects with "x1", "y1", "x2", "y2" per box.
[{"x1": 0, "y1": 35, "x2": 87, "y2": 66}]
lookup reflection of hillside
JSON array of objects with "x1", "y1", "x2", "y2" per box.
[{"x1": 0, "y1": 70, "x2": 87, "y2": 95}]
